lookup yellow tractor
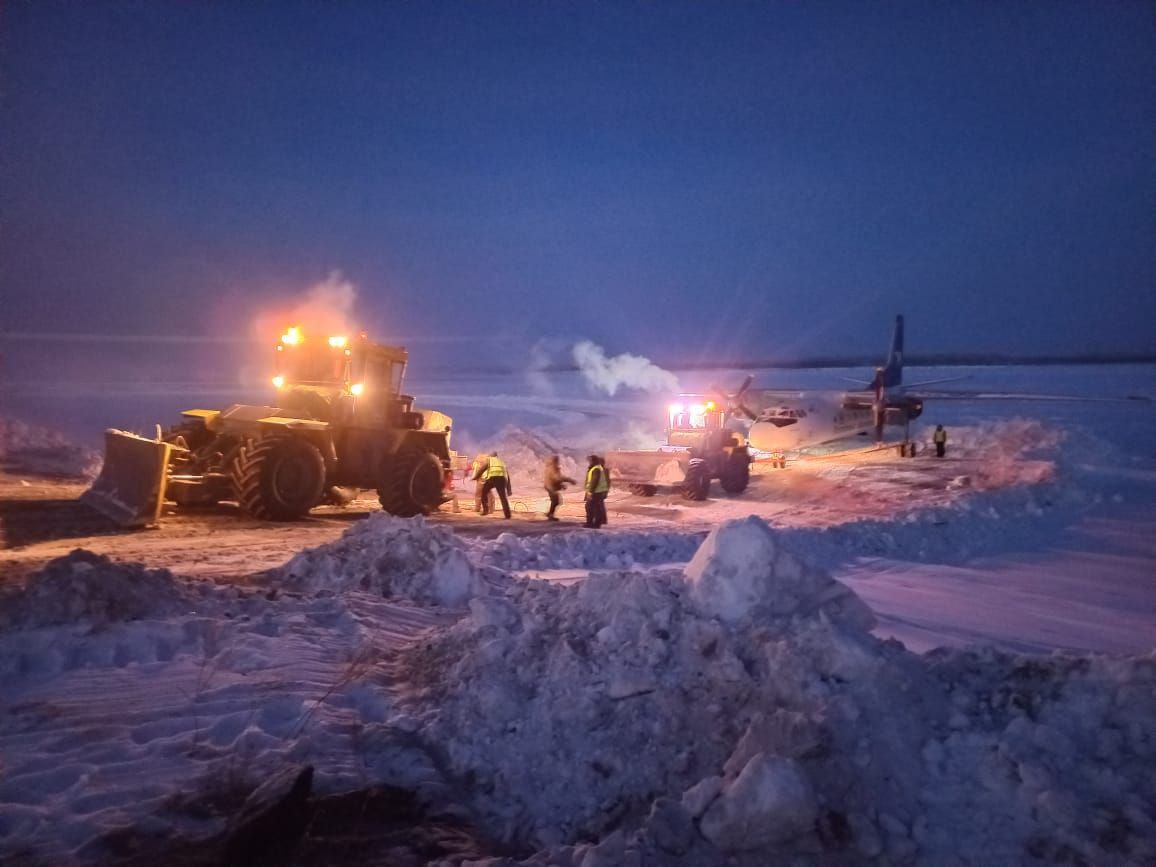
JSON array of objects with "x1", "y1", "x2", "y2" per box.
[{"x1": 83, "y1": 327, "x2": 454, "y2": 526}]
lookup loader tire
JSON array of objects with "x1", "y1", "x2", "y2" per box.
[
  {"x1": 378, "y1": 446, "x2": 444, "y2": 517},
  {"x1": 233, "y1": 437, "x2": 326, "y2": 521},
  {"x1": 628, "y1": 484, "x2": 657, "y2": 497},
  {"x1": 682, "y1": 470, "x2": 710, "y2": 501},
  {"x1": 719, "y1": 451, "x2": 751, "y2": 495}
]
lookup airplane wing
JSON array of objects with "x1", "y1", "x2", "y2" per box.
[
  {"x1": 904, "y1": 389, "x2": 1152, "y2": 403},
  {"x1": 901, "y1": 375, "x2": 970, "y2": 389},
  {"x1": 750, "y1": 390, "x2": 810, "y2": 399}
]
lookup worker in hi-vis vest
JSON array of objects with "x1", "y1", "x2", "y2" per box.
[
  {"x1": 583, "y1": 454, "x2": 610, "y2": 529},
  {"x1": 933, "y1": 424, "x2": 947, "y2": 458},
  {"x1": 481, "y1": 451, "x2": 512, "y2": 518}
]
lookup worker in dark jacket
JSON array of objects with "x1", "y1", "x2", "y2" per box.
[
  {"x1": 470, "y1": 453, "x2": 494, "y2": 514},
  {"x1": 933, "y1": 424, "x2": 947, "y2": 458},
  {"x1": 543, "y1": 455, "x2": 575, "y2": 521},
  {"x1": 583, "y1": 454, "x2": 610, "y2": 528}
]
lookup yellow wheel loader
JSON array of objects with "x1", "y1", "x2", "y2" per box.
[
  {"x1": 607, "y1": 392, "x2": 752, "y2": 502},
  {"x1": 83, "y1": 329, "x2": 454, "y2": 527}
]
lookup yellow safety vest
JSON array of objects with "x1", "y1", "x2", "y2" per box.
[
  {"x1": 485, "y1": 456, "x2": 507, "y2": 480},
  {"x1": 586, "y1": 464, "x2": 609, "y2": 494},
  {"x1": 933, "y1": 429, "x2": 947, "y2": 443}
]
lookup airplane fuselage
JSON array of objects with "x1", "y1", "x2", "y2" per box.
[
  {"x1": 745, "y1": 393, "x2": 872, "y2": 451},
  {"x1": 744, "y1": 387, "x2": 920, "y2": 452}
]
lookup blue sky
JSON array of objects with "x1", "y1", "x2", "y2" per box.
[{"x1": 2, "y1": 1, "x2": 1154, "y2": 366}]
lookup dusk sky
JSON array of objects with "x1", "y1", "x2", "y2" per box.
[{"x1": 2, "y1": 1, "x2": 1154, "y2": 367}]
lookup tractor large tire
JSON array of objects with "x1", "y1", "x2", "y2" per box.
[
  {"x1": 378, "y1": 446, "x2": 445, "y2": 517},
  {"x1": 682, "y1": 469, "x2": 711, "y2": 501},
  {"x1": 719, "y1": 451, "x2": 751, "y2": 495},
  {"x1": 233, "y1": 437, "x2": 326, "y2": 521},
  {"x1": 628, "y1": 483, "x2": 657, "y2": 497}
]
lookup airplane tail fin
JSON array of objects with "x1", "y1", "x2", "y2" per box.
[{"x1": 881, "y1": 315, "x2": 903, "y2": 387}]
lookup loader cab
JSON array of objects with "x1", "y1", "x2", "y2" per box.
[
  {"x1": 666, "y1": 395, "x2": 727, "y2": 448},
  {"x1": 349, "y1": 342, "x2": 417, "y2": 425}
]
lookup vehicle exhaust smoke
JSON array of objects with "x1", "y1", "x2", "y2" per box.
[
  {"x1": 251, "y1": 271, "x2": 358, "y2": 341},
  {"x1": 572, "y1": 340, "x2": 679, "y2": 396}
]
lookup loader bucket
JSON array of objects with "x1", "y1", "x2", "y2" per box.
[
  {"x1": 81, "y1": 430, "x2": 173, "y2": 527},
  {"x1": 605, "y1": 450, "x2": 689, "y2": 486}
]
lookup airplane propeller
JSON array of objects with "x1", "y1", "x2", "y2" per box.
[{"x1": 709, "y1": 375, "x2": 759, "y2": 421}]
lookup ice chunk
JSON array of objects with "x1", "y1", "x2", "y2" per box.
[
  {"x1": 684, "y1": 516, "x2": 873, "y2": 631},
  {"x1": 699, "y1": 753, "x2": 818, "y2": 850}
]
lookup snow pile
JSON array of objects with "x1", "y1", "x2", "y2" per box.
[
  {"x1": 397, "y1": 517, "x2": 876, "y2": 852},
  {"x1": 463, "y1": 420, "x2": 663, "y2": 494},
  {"x1": 0, "y1": 549, "x2": 193, "y2": 630},
  {"x1": 0, "y1": 417, "x2": 101, "y2": 479},
  {"x1": 462, "y1": 425, "x2": 585, "y2": 493},
  {"x1": 930, "y1": 418, "x2": 1062, "y2": 489},
  {"x1": 397, "y1": 516, "x2": 1156, "y2": 864},
  {"x1": 471, "y1": 529, "x2": 705, "y2": 572},
  {"x1": 278, "y1": 513, "x2": 488, "y2": 607},
  {"x1": 914, "y1": 649, "x2": 1156, "y2": 865}
]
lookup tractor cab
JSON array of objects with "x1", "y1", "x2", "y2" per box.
[
  {"x1": 272, "y1": 328, "x2": 420, "y2": 428},
  {"x1": 665, "y1": 396, "x2": 731, "y2": 448}
]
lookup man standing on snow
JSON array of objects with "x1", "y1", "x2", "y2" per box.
[
  {"x1": 481, "y1": 450, "x2": 513, "y2": 519},
  {"x1": 584, "y1": 454, "x2": 610, "y2": 528},
  {"x1": 470, "y1": 453, "x2": 494, "y2": 514},
  {"x1": 543, "y1": 455, "x2": 575, "y2": 522},
  {"x1": 933, "y1": 424, "x2": 947, "y2": 458}
]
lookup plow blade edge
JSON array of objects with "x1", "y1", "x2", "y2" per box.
[
  {"x1": 81, "y1": 430, "x2": 173, "y2": 527},
  {"x1": 605, "y1": 450, "x2": 689, "y2": 486}
]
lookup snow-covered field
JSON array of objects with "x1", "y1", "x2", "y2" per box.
[{"x1": 0, "y1": 364, "x2": 1154, "y2": 863}]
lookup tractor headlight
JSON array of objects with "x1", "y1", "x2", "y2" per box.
[
  {"x1": 350, "y1": 382, "x2": 364, "y2": 396},
  {"x1": 272, "y1": 375, "x2": 285, "y2": 389}
]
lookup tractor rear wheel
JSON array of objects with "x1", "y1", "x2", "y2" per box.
[
  {"x1": 233, "y1": 437, "x2": 326, "y2": 521},
  {"x1": 378, "y1": 446, "x2": 445, "y2": 517},
  {"x1": 719, "y1": 451, "x2": 751, "y2": 494},
  {"x1": 628, "y1": 483, "x2": 657, "y2": 497}
]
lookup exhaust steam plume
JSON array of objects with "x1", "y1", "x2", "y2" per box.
[
  {"x1": 251, "y1": 271, "x2": 359, "y2": 342},
  {"x1": 572, "y1": 340, "x2": 679, "y2": 396}
]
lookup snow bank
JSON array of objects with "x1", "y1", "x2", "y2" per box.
[
  {"x1": 460, "y1": 420, "x2": 662, "y2": 494},
  {"x1": 459, "y1": 425, "x2": 585, "y2": 494},
  {"x1": 471, "y1": 529, "x2": 704, "y2": 572},
  {"x1": 397, "y1": 516, "x2": 1156, "y2": 865},
  {"x1": 0, "y1": 549, "x2": 193, "y2": 630},
  {"x1": 278, "y1": 513, "x2": 489, "y2": 607},
  {"x1": 396, "y1": 517, "x2": 877, "y2": 852},
  {"x1": 776, "y1": 481, "x2": 1084, "y2": 571},
  {"x1": 0, "y1": 417, "x2": 101, "y2": 479}
]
